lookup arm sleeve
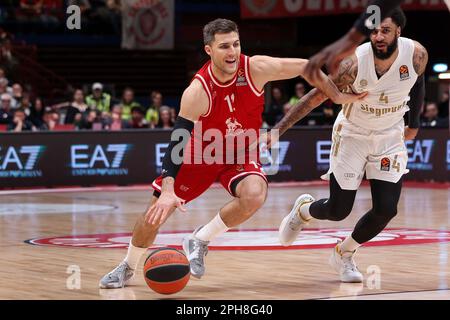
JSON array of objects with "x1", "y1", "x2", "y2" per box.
[
  {"x1": 353, "y1": 0, "x2": 405, "y2": 37},
  {"x1": 161, "y1": 116, "x2": 194, "y2": 179},
  {"x1": 407, "y1": 75, "x2": 425, "y2": 129}
]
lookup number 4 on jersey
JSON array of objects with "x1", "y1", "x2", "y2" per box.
[{"x1": 379, "y1": 92, "x2": 389, "y2": 104}]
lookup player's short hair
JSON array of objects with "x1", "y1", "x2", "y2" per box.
[
  {"x1": 386, "y1": 7, "x2": 407, "y2": 29},
  {"x1": 203, "y1": 18, "x2": 239, "y2": 45}
]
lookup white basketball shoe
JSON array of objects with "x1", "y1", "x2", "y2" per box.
[
  {"x1": 182, "y1": 226, "x2": 209, "y2": 279},
  {"x1": 329, "y1": 240, "x2": 363, "y2": 283},
  {"x1": 99, "y1": 261, "x2": 135, "y2": 289},
  {"x1": 278, "y1": 194, "x2": 315, "y2": 246}
]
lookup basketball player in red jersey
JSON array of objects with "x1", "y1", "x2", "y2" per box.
[{"x1": 100, "y1": 18, "x2": 365, "y2": 288}]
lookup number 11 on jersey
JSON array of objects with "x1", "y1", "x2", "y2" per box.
[{"x1": 225, "y1": 94, "x2": 235, "y2": 113}]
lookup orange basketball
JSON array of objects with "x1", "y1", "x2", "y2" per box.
[{"x1": 143, "y1": 248, "x2": 190, "y2": 295}]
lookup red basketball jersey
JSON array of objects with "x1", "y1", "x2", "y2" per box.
[{"x1": 186, "y1": 54, "x2": 265, "y2": 164}]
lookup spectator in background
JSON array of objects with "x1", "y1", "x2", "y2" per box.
[
  {"x1": 0, "y1": 67, "x2": 7, "y2": 82},
  {"x1": 0, "y1": 93, "x2": 13, "y2": 124},
  {"x1": 319, "y1": 104, "x2": 337, "y2": 126},
  {"x1": 170, "y1": 107, "x2": 177, "y2": 123},
  {"x1": 18, "y1": 92, "x2": 32, "y2": 117},
  {"x1": 77, "y1": 109, "x2": 102, "y2": 130},
  {"x1": 7, "y1": 108, "x2": 36, "y2": 132},
  {"x1": 39, "y1": 0, "x2": 63, "y2": 31},
  {"x1": 11, "y1": 83, "x2": 23, "y2": 109},
  {"x1": 93, "y1": 0, "x2": 122, "y2": 35},
  {"x1": 119, "y1": 87, "x2": 141, "y2": 121},
  {"x1": 39, "y1": 107, "x2": 60, "y2": 131},
  {"x1": 53, "y1": 89, "x2": 88, "y2": 124},
  {"x1": 421, "y1": 102, "x2": 447, "y2": 128},
  {"x1": 0, "y1": 39, "x2": 18, "y2": 77},
  {"x1": 288, "y1": 82, "x2": 306, "y2": 106},
  {"x1": 275, "y1": 102, "x2": 292, "y2": 125},
  {"x1": 265, "y1": 87, "x2": 286, "y2": 127},
  {"x1": 16, "y1": 0, "x2": 42, "y2": 24},
  {"x1": 29, "y1": 97, "x2": 45, "y2": 127},
  {"x1": 146, "y1": 90, "x2": 163, "y2": 128},
  {"x1": 125, "y1": 106, "x2": 148, "y2": 129},
  {"x1": 0, "y1": 77, "x2": 12, "y2": 95},
  {"x1": 86, "y1": 82, "x2": 111, "y2": 113},
  {"x1": 156, "y1": 106, "x2": 175, "y2": 129},
  {"x1": 316, "y1": 101, "x2": 339, "y2": 126},
  {"x1": 104, "y1": 104, "x2": 127, "y2": 130},
  {"x1": 68, "y1": 0, "x2": 91, "y2": 11},
  {"x1": 438, "y1": 89, "x2": 449, "y2": 119}
]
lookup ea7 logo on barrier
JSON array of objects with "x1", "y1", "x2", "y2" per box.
[
  {"x1": 406, "y1": 139, "x2": 434, "y2": 171},
  {"x1": 70, "y1": 144, "x2": 130, "y2": 176},
  {"x1": 260, "y1": 141, "x2": 291, "y2": 175},
  {"x1": 0, "y1": 145, "x2": 44, "y2": 178},
  {"x1": 316, "y1": 140, "x2": 332, "y2": 170}
]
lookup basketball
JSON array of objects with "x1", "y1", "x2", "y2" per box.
[{"x1": 143, "y1": 248, "x2": 191, "y2": 295}]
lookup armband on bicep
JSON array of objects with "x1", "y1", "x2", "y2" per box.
[{"x1": 161, "y1": 116, "x2": 194, "y2": 179}]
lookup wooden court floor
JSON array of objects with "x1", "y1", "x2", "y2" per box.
[{"x1": 0, "y1": 182, "x2": 449, "y2": 300}]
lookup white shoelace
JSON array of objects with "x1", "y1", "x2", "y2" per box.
[
  {"x1": 109, "y1": 262, "x2": 129, "y2": 279},
  {"x1": 342, "y1": 255, "x2": 358, "y2": 272},
  {"x1": 192, "y1": 241, "x2": 208, "y2": 262}
]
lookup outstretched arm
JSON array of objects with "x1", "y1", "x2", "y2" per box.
[
  {"x1": 273, "y1": 88, "x2": 327, "y2": 136},
  {"x1": 249, "y1": 55, "x2": 365, "y2": 104},
  {"x1": 145, "y1": 79, "x2": 208, "y2": 226},
  {"x1": 272, "y1": 55, "x2": 359, "y2": 136}
]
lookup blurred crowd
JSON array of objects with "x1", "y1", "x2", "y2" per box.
[
  {"x1": 263, "y1": 81, "x2": 450, "y2": 129},
  {"x1": 0, "y1": 74, "x2": 177, "y2": 132},
  {"x1": 1, "y1": 72, "x2": 447, "y2": 133}
]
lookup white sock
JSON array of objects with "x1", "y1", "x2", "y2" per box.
[
  {"x1": 195, "y1": 212, "x2": 229, "y2": 242},
  {"x1": 339, "y1": 236, "x2": 361, "y2": 253},
  {"x1": 124, "y1": 240, "x2": 148, "y2": 270},
  {"x1": 299, "y1": 202, "x2": 312, "y2": 221}
]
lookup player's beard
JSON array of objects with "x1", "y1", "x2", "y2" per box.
[{"x1": 371, "y1": 37, "x2": 398, "y2": 60}]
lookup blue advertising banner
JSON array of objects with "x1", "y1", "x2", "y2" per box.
[{"x1": 0, "y1": 128, "x2": 448, "y2": 188}]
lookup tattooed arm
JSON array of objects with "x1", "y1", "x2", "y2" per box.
[
  {"x1": 412, "y1": 40, "x2": 428, "y2": 77},
  {"x1": 273, "y1": 55, "x2": 359, "y2": 136}
]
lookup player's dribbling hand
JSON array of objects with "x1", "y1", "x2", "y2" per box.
[{"x1": 145, "y1": 192, "x2": 187, "y2": 226}]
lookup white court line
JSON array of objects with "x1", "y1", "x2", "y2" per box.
[
  {"x1": 0, "y1": 181, "x2": 328, "y2": 196},
  {"x1": 0, "y1": 180, "x2": 447, "y2": 196}
]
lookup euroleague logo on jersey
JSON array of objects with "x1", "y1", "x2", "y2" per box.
[
  {"x1": 25, "y1": 228, "x2": 450, "y2": 250},
  {"x1": 399, "y1": 65, "x2": 410, "y2": 81},
  {"x1": 380, "y1": 157, "x2": 391, "y2": 171},
  {"x1": 236, "y1": 68, "x2": 248, "y2": 86}
]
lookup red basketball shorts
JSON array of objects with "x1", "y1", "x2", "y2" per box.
[{"x1": 152, "y1": 162, "x2": 267, "y2": 203}]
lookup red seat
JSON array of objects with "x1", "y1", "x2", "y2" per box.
[
  {"x1": 53, "y1": 124, "x2": 75, "y2": 131},
  {"x1": 0, "y1": 124, "x2": 7, "y2": 132}
]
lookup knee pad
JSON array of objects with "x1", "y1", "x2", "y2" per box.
[{"x1": 326, "y1": 200, "x2": 353, "y2": 221}]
